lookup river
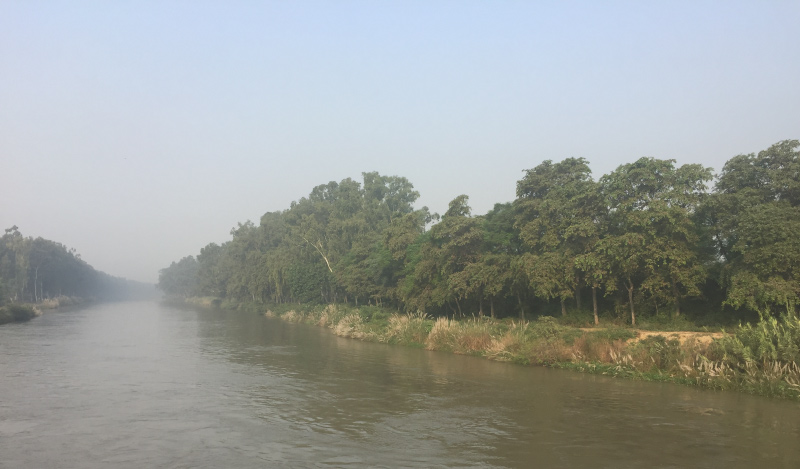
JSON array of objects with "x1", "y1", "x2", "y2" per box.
[{"x1": 1, "y1": 301, "x2": 799, "y2": 468}]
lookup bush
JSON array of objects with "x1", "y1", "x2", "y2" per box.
[
  {"x1": 0, "y1": 304, "x2": 36, "y2": 324},
  {"x1": 631, "y1": 335, "x2": 684, "y2": 370},
  {"x1": 0, "y1": 307, "x2": 12, "y2": 325},
  {"x1": 711, "y1": 316, "x2": 800, "y2": 366},
  {"x1": 382, "y1": 311, "x2": 431, "y2": 345},
  {"x1": 529, "y1": 316, "x2": 581, "y2": 343}
]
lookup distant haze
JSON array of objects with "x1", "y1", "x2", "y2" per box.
[{"x1": 2, "y1": 2, "x2": 798, "y2": 283}]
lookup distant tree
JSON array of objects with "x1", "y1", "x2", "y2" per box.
[{"x1": 157, "y1": 256, "x2": 199, "y2": 298}]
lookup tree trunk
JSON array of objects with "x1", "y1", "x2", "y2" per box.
[
  {"x1": 34, "y1": 266, "x2": 39, "y2": 303},
  {"x1": 560, "y1": 298, "x2": 567, "y2": 316},
  {"x1": 592, "y1": 286, "x2": 599, "y2": 325},
  {"x1": 447, "y1": 301, "x2": 458, "y2": 316},
  {"x1": 490, "y1": 297, "x2": 495, "y2": 319},
  {"x1": 454, "y1": 297, "x2": 463, "y2": 317},
  {"x1": 517, "y1": 293, "x2": 526, "y2": 321},
  {"x1": 478, "y1": 298, "x2": 484, "y2": 317},
  {"x1": 626, "y1": 277, "x2": 636, "y2": 326},
  {"x1": 672, "y1": 280, "x2": 681, "y2": 317}
]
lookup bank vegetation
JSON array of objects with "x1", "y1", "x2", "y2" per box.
[
  {"x1": 160, "y1": 140, "x2": 800, "y2": 398},
  {"x1": 250, "y1": 301, "x2": 798, "y2": 400}
]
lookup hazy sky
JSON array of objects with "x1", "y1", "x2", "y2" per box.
[{"x1": 2, "y1": 1, "x2": 798, "y2": 283}]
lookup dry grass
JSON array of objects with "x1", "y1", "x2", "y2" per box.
[
  {"x1": 425, "y1": 318, "x2": 495, "y2": 354},
  {"x1": 280, "y1": 310, "x2": 305, "y2": 323},
  {"x1": 332, "y1": 313, "x2": 369, "y2": 339},
  {"x1": 383, "y1": 311, "x2": 430, "y2": 345}
]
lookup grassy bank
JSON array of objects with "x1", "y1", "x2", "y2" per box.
[
  {"x1": 189, "y1": 298, "x2": 800, "y2": 400},
  {"x1": 0, "y1": 296, "x2": 89, "y2": 326},
  {"x1": 36, "y1": 295, "x2": 86, "y2": 310},
  {"x1": 0, "y1": 304, "x2": 40, "y2": 325}
]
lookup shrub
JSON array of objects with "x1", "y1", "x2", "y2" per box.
[
  {"x1": 711, "y1": 316, "x2": 800, "y2": 366},
  {"x1": 0, "y1": 307, "x2": 12, "y2": 325},
  {"x1": 317, "y1": 304, "x2": 347, "y2": 328},
  {"x1": 332, "y1": 313, "x2": 369, "y2": 339},
  {"x1": 631, "y1": 335, "x2": 684, "y2": 370},
  {"x1": 0, "y1": 304, "x2": 36, "y2": 324},
  {"x1": 281, "y1": 310, "x2": 305, "y2": 323},
  {"x1": 529, "y1": 316, "x2": 581, "y2": 343},
  {"x1": 486, "y1": 321, "x2": 531, "y2": 362},
  {"x1": 382, "y1": 311, "x2": 431, "y2": 345}
]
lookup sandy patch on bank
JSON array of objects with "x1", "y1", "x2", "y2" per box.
[
  {"x1": 579, "y1": 328, "x2": 725, "y2": 345},
  {"x1": 631, "y1": 330, "x2": 724, "y2": 345}
]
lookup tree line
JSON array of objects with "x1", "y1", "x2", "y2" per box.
[
  {"x1": 158, "y1": 140, "x2": 800, "y2": 325},
  {"x1": 0, "y1": 226, "x2": 155, "y2": 305}
]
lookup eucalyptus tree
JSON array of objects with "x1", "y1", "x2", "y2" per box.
[
  {"x1": 459, "y1": 203, "x2": 521, "y2": 318},
  {"x1": 222, "y1": 221, "x2": 265, "y2": 300},
  {"x1": 195, "y1": 243, "x2": 226, "y2": 297},
  {"x1": 157, "y1": 256, "x2": 199, "y2": 298},
  {"x1": 399, "y1": 196, "x2": 482, "y2": 315},
  {"x1": 362, "y1": 172, "x2": 420, "y2": 224},
  {"x1": 383, "y1": 208, "x2": 434, "y2": 309},
  {"x1": 281, "y1": 174, "x2": 421, "y2": 303},
  {"x1": 435, "y1": 195, "x2": 484, "y2": 316},
  {"x1": 0, "y1": 226, "x2": 30, "y2": 301}
]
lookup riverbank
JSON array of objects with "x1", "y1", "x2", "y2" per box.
[
  {"x1": 0, "y1": 304, "x2": 40, "y2": 325},
  {"x1": 181, "y1": 297, "x2": 800, "y2": 400},
  {"x1": 35, "y1": 295, "x2": 87, "y2": 311},
  {"x1": 0, "y1": 296, "x2": 90, "y2": 326}
]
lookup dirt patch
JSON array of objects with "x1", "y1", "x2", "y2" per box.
[
  {"x1": 580, "y1": 328, "x2": 725, "y2": 345},
  {"x1": 632, "y1": 330, "x2": 724, "y2": 345}
]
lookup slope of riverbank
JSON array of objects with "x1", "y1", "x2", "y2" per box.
[
  {"x1": 0, "y1": 296, "x2": 91, "y2": 326},
  {"x1": 179, "y1": 297, "x2": 800, "y2": 400},
  {"x1": 0, "y1": 304, "x2": 40, "y2": 325}
]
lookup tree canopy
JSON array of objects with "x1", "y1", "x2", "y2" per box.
[{"x1": 158, "y1": 140, "x2": 800, "y2": 324}]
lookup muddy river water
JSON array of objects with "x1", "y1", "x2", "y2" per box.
[{"x1": 2, "y1": 301, "x2": 799, "y2": 468}]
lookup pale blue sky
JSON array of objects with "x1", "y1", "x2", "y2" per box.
[{"x1": 2, "y1": 1, "x2": 798, "y2": 283}]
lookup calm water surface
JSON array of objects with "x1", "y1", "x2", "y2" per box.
[{"x1": 1, "y1": 301, "x2": 799, "y2": 468}]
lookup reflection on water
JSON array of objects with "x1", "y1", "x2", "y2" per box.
[{"x1": 1, "y1": 301, "x2": 799, "y2": 468}]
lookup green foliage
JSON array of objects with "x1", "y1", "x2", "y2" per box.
[
  {"x1": 598, "y1": 157, "x2": 712, "y2": 325},
  {"x1": 711, "y1": 140, "x2": 800, "y2": 317},
  {"x1": 0, "y1": 226, "x2": 146, "y2": 303},
  {"x1": 527, "y1": 316, "x2": 581, "y2": 343},
  {"x1": 712, "y1": 316, "x2": 800, "y2": 366},
  {"x1": 0, "y1": 304, "x2": 36, "y2": 324},
  {"x1": 159, "y1": 140, "x2": 799, "y2": 327},
  {"x1": 631, "y1": 335, "x2": 684, "y2": 370},
  {"x1": 157, "y1": 256, "x2": 198, "y2": 298},
  {"x1": 286, "y1": 262, "x2": 330, "y2": 304}
]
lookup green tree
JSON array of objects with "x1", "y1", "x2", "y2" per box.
[
  {"x1": 157, "y1": 256, "x2": 199, "y2": 298},
  {"x1": 710, "y1": 140, "x2": 800, "y2": 316},
  {"x1": 599, "y1": 157, "x2": 711, "y2": 325},
  {"x1": 516, "y1": 158, "x2": 602, "y2": 318}
]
